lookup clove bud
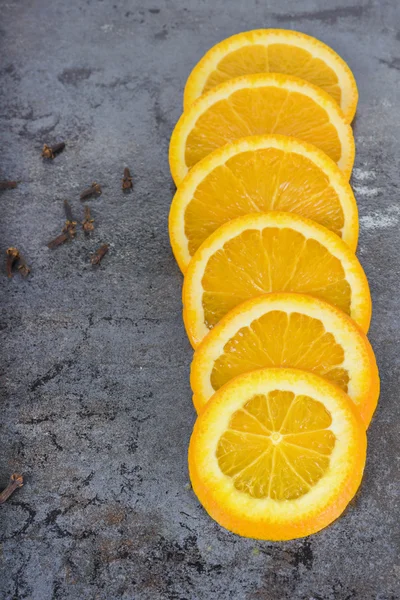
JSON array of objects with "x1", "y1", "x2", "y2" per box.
[
  {"x1": 82, "y1": 205, "x2": 95, "y2": 234},
  {"x1": 6, "y1": 247, "x2": 30, "y2": 278},
  {"x1": 6, "y1": 247, "x2": 20, "y2": 278},
  {"x1": 48, "y1": 201, "x2": 77, "y2": 248}
]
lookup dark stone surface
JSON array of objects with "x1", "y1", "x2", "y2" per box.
[{"x1": 0, "y1": 0, "x2": 399, "y2": 598}]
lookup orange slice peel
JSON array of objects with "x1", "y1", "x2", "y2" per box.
[
  {"x1": 183, "y1": 29, "x2": 358, "y2": 123},
  {"x1": 169, "y1": 134, "x2": 359, "y2": 272},
  {"x1": 189, "y1": 367, "x2": 367, "y2": 541},
  {"x1": 191, "y1": 293, "x2": 379, "y2": 426},
  {"x1": 183, "y1": 212, "x2": 371, "y2": 347}
]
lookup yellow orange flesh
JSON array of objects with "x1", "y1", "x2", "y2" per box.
[
  {"x1": 202, "y1": 225, "x2": 353, "y2": 328},
  {"x1": 170, "y1": 73, "x2": 355, "y2": 185},
  {"x1": 217, "y1": 390, "x2": 336, "y2": 500},
  {"x1": 190, "y1": 294, "x2": 379, "y2": 425},
  {"x1": 169, "y1": 135, "x2": 358, "y2": 272},
  {"x1": 182, "y1": 212, "x2": 371, "y2": 347},
  {"x1": 183, "y1": 29, "x2": 358, "y2": 122},
  {"x1": 189, "y1": 368, "x2": 367, "y2": 540}
]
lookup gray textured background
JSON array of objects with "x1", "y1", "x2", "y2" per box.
[{"x1": 0, "y1": 0, "x2": 399, "y2": 598}]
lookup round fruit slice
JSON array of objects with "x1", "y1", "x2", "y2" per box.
[
  {"x1": 191, "y1": 293, "x2": 379, "y2": 425},
  {"x1": 169, "y1": 73, "x2": 355, "y2": 185},
  {"x1": 189, "y1": 368, "x2": 367, "y2": 540},
  {"x1": 183, "y1": 29, "x2": 358, "y2": 123},
  {"x1": 182, "y1": 212, "x2": 371, "y2": 346},
  {"x1": 169, "y1": 135, "x2": 359, "y2": 272}
]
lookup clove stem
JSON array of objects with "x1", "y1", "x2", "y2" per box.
[
  {"x1": 122, "y1": 167, "x2": 133, "y2": 191},
  {"x1": 80, "y1": 182, "x2": 102, "y2": 201},
  {"x1": 0, "y1": 180, "x2": 18, "y2": 190},
  {"x1": 47, "y1": 232, "x2": 69, "y2": 249},
  {"x1": 63, "y1": 200, "x2": 74, "y2": 222},
  {"x1": 91, "y1": 244, "x2": 109, "y2": 265},
  {"x1": 0, "y1": 473, "x2": 23, "y2": 504}
]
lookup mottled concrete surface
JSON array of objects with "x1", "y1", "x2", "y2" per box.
[{"x1": 0, "y1": 0, "x2": 399, "y2": 598}]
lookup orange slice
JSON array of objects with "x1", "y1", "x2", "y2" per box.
[
  {"x1": 183, "y1": 29, "x2": 358, "y2": 122},
  {"x1": 182, "y1": 212, "x2": 371, "y2": 347},
  {"x1": 189, "y1": 368, "x2": 367, "y2": 541},
  {"x1": 169, "y1": 73, "x2": 355, "y2": 185},
  {"x1": 169, "y1": 134, "x2": 358, "y2": 272},
  {"x1": 191, "y1": 293, "x2": 379, "y2": 425}
]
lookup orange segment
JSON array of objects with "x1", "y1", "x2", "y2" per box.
[
  {"x1": 183, "y1": 29, "x2": 358, "y2": 122},
  {"x1": 189, "y1": 368, "x2": 367, "y2": 540},
  {"x1": 169, "y1": 135, "x2": 358, "y2": 272},
  {"x1": 171, "y1": 74, "x2": 355, "y2": 185},
  {"x1": 191, "y1": 293, "x2": 379, "y2": 426},
  {"x1": 182, "y1": 213, "x2": 371, "y2": 347}
]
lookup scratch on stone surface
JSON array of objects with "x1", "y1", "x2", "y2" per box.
[
  {"x1": 379, "y1": 57, "x2": 400, "y2": 71},
  {"x1": 48, "y1": 432, "x2": 64, "y2": 451},
  {"x1": 30, "y1": 358, "x2": 75, "y2": 392},
  {"x1": 291, "y1": 539, "x2": 313, "y2": 570},
  {"x1": 58, "y1": 67, "x2": 93, "y2": 86},
  {"x1": 154, "y1": 27, "x2": 168, "y2": 40},
  {"x1": 360, "y1": 205, "x2": 400, "y2": 229},
  {"x1": 21, "y1": 414, "x2": 58, "y2": 425},
  {"x1": 273, "y1": 5, "x2": 367, "y2": 24},
  {"x1": 180, "y1": 510, "x2": 199, "y2": 520},
  {"x1": 1, "y1": 501, "x2": 36, "y2": 541}
]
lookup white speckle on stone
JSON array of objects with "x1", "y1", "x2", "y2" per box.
[
  {"x1": 101, "y1": 24, "x2": 114, "y2": 32},
  {"x1": 353, "y1": 185, "x2": 382, "y2": 197},
  {"x1": 353, "y1": 168, "x2": 376, "y2": 181},
  {"x1": 360, "y1": 205, "x2": 400, "y2": 229}
]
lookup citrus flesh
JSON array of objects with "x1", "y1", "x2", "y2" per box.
[
  {"x1": 169, "y1": 134, "x2": 358, "y2": 272},
  {"x1": 191, "y1": 293, "x2": 379, "y2": 425},
  {"x1": 183, "y1": 212, "x2": 371, "y2": 347},
  {"x1": 169, "y1": 73, "x2": 355, "y2": 185},
  {"x1": 183, "y1": 29, "x2": 358, "y2": 122},
  {"x1": 189, "y1": 368, "x2": 366, "y2": 540}
]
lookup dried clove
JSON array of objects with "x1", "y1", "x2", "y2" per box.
[
  {"x1": 17, "y1": 256, "x2": 31, "y2": 277},
  {"x1": 0, "y1": 180, "x2": 18, "y2": 190},
  {"x1": 0, "y1": 473, "x2": 23, "y2": 504},
  {"x1": 122, "y1": 167, "x2": 133, "y2": 191},
  {"x1": 6, "y1": 247, "x2": 20, "y2": 278},
  {"x1": 6, "y1": 247, "x2": 30, "y2": 278},
  {"x1": 91, "y1": 244, "x2": 109, "y2": 265},
  {"x1": 48, "y1": 201, "x2": 77, "y2": 248},
  {"x1": 82, "y1": 205, "x2": 95, "y2": 234},
  {"x1": 80, "y1": 182, "x2": 102, "y2": 201},
  {"x1": 42, "y1": 142, "x2": 65, "y2": 159},
  {"x1": 62, "y1": 200, "x2": 77, "y2": 238},
  {"x1": 47, "y1": 232, "x2": 69, "y2": 249}
]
